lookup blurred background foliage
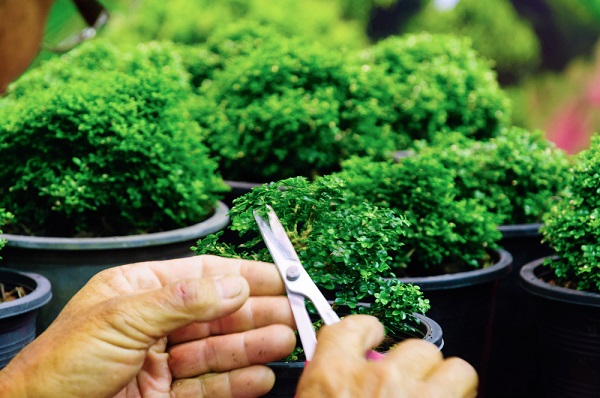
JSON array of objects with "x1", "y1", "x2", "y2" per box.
[{"x1": 32, "y1": 0, "x2": 600, "y2": 154}]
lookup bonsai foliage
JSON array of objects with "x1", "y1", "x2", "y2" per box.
[
  {"x1": 405, "y1": 0, "x2": 541, "y2": 83},
  {"x1": 194, "y1": 176, "x2": 430, "y2": 333},
  {"x1": 0, "y1": 56, "x2": 227, "y2": 237},
  {"x1": 541, "y1": 134, "x2": 600, "y2": 293},
  {"x1": 102, "y1": 0, "x2": 368, "y2": 51},
  {"x1": 333, "y1": 155, "x2": 502, "y2": 276},
  {"x1": 417, "y1": 127, "x2": 572, "y2": 225},
  {"x1": 357, "y1": 33, "x2": 511, "y2": 148},
  {"x1": 195, "y1": 35, "x2": 388, "y2": 182},
  {"x1": 0, "y1": 209, "x2": 13, "y2": 254}
]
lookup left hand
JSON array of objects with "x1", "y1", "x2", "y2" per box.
[{"x1": 0, "y1": 255, "x2": 296, "y2": 398}]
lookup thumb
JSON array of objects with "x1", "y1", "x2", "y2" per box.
[
  {"x1": 312, "y1": 315, "x2": 385, "y2": 363},
  {"x1": 98, "y1": 275, "x2": 250, "y2": 346}
]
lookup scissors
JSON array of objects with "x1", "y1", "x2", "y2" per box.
[{"x1": 253, "y1": 204, "x2": 384, "y2": 362}]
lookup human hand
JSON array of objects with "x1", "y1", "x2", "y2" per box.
[
  {"x1": 296, "y1": 315, "x2": 478, "y2": 398},
  {"x1": 0, "y1": 255, "x2": 296, "y2": 398}
]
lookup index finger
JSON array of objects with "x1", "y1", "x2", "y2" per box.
[{"x1": 128, "y1": 255, "x2": 286, "y2": 296}]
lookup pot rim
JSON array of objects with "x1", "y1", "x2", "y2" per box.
[
  {"x1": 0, "y1": 201, "x2": 229, "y2": 250},
  {"x1": 519, "y1": 256, "x2": 600, "y2": 308},
  {"x1": 398, "y1": 249, "x2": 512, "y2": 290},
  {"x1": 0, "y1": 269, "x2": 52, "y2": 318},
  {"x1": 498, "y1": 222, "x2": 543, "y2": 238}
]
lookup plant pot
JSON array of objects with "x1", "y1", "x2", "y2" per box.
[
  {"x1": 263, "y1": 312, "x2": 444, "y2": 398},
  {"x1": 486, "y1": 223, "x2": 554, "y2": 398},
  {"x1": 0, "y1": 201, "x2": 229, "y2": 332},
  {"x1": 398, "y1": 248, "x2": 512, "y2": 398},
  {"x1": 0, "y1": 268, "x2": 52, "y2": 369},
  {"x1": 520, "y1": 257, "x2": 600, "y2": 398}
]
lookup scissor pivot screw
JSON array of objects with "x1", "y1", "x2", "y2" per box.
[{"x1": 286, "y1": 266, "x2": 301, "y2": 281}]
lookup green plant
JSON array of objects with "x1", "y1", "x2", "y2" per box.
[
  {"x1": 416, "y1": 127, "x2": 572, "y2": 225},
  {"x1": 194, "y1": 35, "x2": 397, "y2": 182},
  {"x1": 541, "y1": 134, "x2": 600, "y2": 293},
  {"x1": 0, "y1": 209, "x2": 13, "y2": 255},
  {"x1": 332, "y1": 154, "x2": 502, "y2": 276},
  {"x1": 0, "y1": 54, "x2": 226, "y2": 237},
  {"x1": 193, "y1": 176, "x2": 430, "y2": 333},
  {"x1": 102, "y1": 0, "x2": 368, "y2": 51},
  {"x1": 356, "y1": 32, "x2": 512, "y2": 148},
  {"x1": 404, "y1": 0, "x2": 541, "y2": 83}
]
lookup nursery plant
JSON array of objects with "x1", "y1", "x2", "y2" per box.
[
  {"x1": 0, "y1": 40, "x2": 227, "y2": 237},
  {"x1": 194, "y1": 176, "x2": 430, "y2": 334},
  {"x1": 404, "y1": 0, "x2": 541, "y2": 84},
  {"x1": 356, "y1": 32, "x2": 512, "y2": 149},
  {"x1": 415, "y1": 127, "x2": 572, "y2": 226},
  {"x1": 194, "y1": 35, "x2": 397, "y2": 182},
  {"x1": 102, "y1": 0, "x2": 368, "y2": 51},
  {"x1": 541, "y1": 134, "x2": 600, "y2": 293},
  {"x1": 332, "y1": 154, "x2": 503, "y2": 276}
]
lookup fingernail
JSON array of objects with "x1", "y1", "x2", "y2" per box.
[{"x1": 215, "y1": 276, "x2": 244, "y2": 299}]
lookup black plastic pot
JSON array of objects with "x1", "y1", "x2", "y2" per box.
[
  {"x1": 398, "y1": 249, "x2": 512, "y2": 398},
  {"x1": 486, "y1": 223, "x2": 554, "y2": 398},
  {"x1": 0, "y1": 202, "x2": 229, "y2": 332},
  {"x1": 520, "y1": 257, "x2": 600, "y2": 398},
  {"x1": 263, "y1": 312, "x2": 444, "y2": 398},
  {"x1": 0, "y1": 268, "x2": 52, "y2": 369}
]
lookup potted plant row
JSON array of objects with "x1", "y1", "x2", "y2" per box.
[
  {"x1": 520, "y1": 134, "x2": 600, "y2": 398},
  {"x1": 193, "y1": 176, "x2": 441, "y2": 397},
  {"x1": 0, "y1": 40, "x2": 230, "y2": 331},
  {"x1": 411, "y1": 128, "x2": 571, "y2": 397}
]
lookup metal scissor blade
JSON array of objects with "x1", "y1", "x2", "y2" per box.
[{"x1": 288, "y1": 293, "x2": 317, "y2": 360}]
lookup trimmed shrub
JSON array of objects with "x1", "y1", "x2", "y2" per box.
[
  {"x1": 541, "y1": 134, "x2": 600, "y2": 292},
  {"x1": 333, "y1": 154, "x2": 502, "y2": 276},
  {"x1": 0, "y1": 66, "x2": 226, "y2": 237},
  {"x1": 194, "y1": 176, "x2": 430, "y2": 333},
  {"x1": 418, "y1": 127, "x2": 572, "y2": 225},
  {"x1": 357, "y1": 32, "x2": 511, "y2": 148}
]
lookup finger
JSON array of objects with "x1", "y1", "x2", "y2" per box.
[
  {"x1": 311, "y1": 315, "x2": 385, "y2": 364},
  {"x1": 143, "y1": 256, "x2": 286, "y2": 296},
  {"x1": 169, "y1": 296, "x2": 295, "y2": 344},
  {"x1": 425, "y1": 357, "x2": 479, "y2": 398},
  {"x1": 172, "y1": 365, "x2": 275, "y2": 398},
  {"x1": 98, "y1": 275, "x2": 250, "y2": 347},
  {"x1": 169, "y1": 324, "x2": 296, "y2": 379},
  {"x1": 385, "y1": 339, "x2": 444, "y2": 380}
]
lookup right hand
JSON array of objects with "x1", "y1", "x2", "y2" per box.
[{"x1": 296, "y1": 315, "x2": 478, "y2": 397}]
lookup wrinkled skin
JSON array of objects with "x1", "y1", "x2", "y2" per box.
[{"x1": 0, "y1": 256, "x2": 297, "y2": 398}]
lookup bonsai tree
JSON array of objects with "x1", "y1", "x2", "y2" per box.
[
  {"x1": 194, "y1": 176, "x2": 431, "y2": 334},
  {"x1": 541, "y1": 134, "x2": 600, "y2": 293},
  {"x1": 0, "y1": 43, "x2": 227, "y2": 237},
  {"x1": 193, "y1": 35, "x2": 397, "y2": 182},
  {"x1": 404, "y1": 0, "x2": 541, "y2": 84},
  {"x1": 415, "y1": 127, "x2": 572, "y2": 225},
  {"x1": 332, "y1": 153, "x2": 502, "y2": 276},
  {"x1": 355, "y1": 32, "x2": 512, "y2": 149}
]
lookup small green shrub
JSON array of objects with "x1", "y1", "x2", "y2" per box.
[
  {"x1": 194, "y1": 36, "x2": 397, "y2": 182},
  {"x1": 541, "y1": 134, "x2": 600, "y2": 292},
  {"x1": 418, "y1": 127, "x2": 572, "y2": 225},
  {"x1": 404, "y1": 0, "x2": 541, "y2": 83},
  {"x1": 333, "y1": 155, "x2": 502, "y2": 276},
  {"x1": 357, "y1": 32, "x2": 511, "y2": 148},
  {"x1": 103, "y1": 0, "x2": 368, "y2": 50},
  {"x1": 0, "y1": 66, "x2": 226, "y2": 237},
  {"x1": 176, "y1": 21, "x2": 286, "y2": 91},
  {"x1": 193, "y1": 176, "x2": 430, "y2": 333}
]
